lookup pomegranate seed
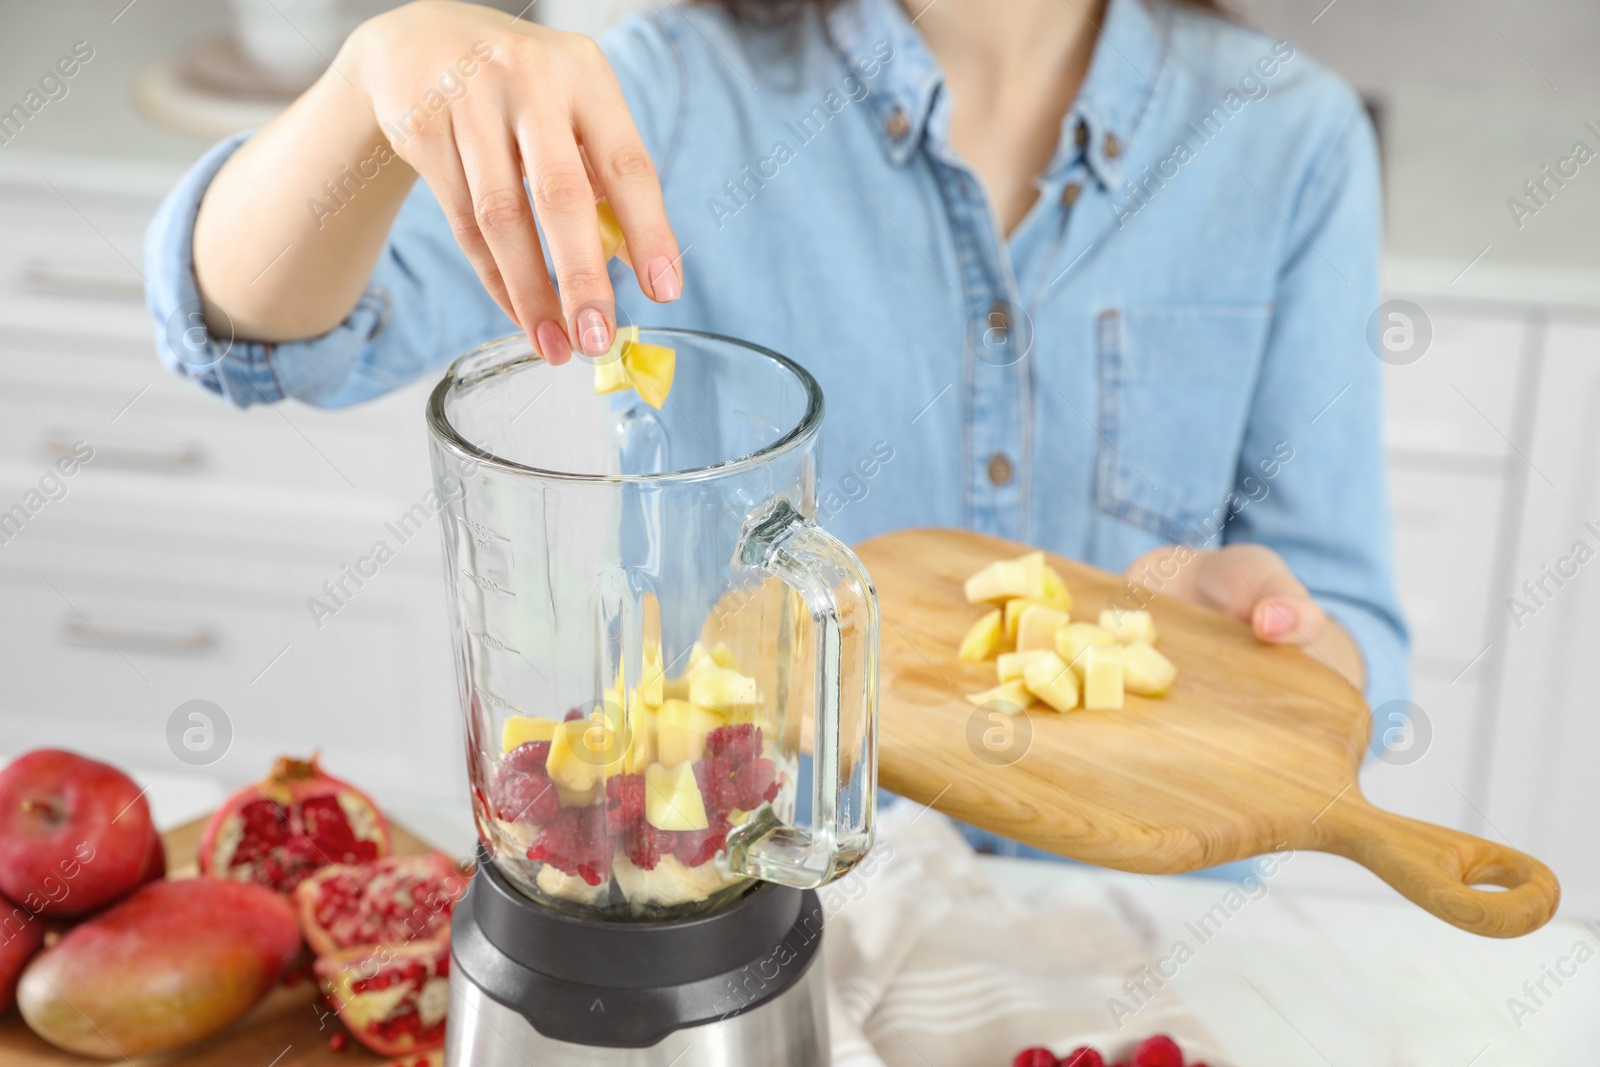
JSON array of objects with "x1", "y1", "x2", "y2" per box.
[{"x1": 327, "y1": 1032, "x2": 346, "y2": 1052}]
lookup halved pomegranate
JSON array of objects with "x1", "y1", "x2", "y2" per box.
[
  {"x1": 199, "y1": 756, "x2": 391, "y2": 894},
  {"x1": 293, "y1": 852, "x2": 468, "y2": 957},
  {"x1": 315, "y1": 936, "x2": 451, "y2": 1057}
]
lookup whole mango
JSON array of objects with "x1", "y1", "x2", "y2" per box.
[{"x1": 17, "y1": 877, "x2": 300, "y2": 1057}]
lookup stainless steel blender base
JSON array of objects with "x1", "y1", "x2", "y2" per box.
[{"x1": 445, "y1": 950, "x2": 830, "y2": 1066}]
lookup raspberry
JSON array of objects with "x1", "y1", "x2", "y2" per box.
[
  {"x1": 706, "y1": 724, "x2": 763, "y2": 764},
  {"x1": 673, "y1": 816, "x2": 729, "y2": 867},
  {"x1": 503, "y1": 741, "x2": 552, "y2": 774},
  {"x1": 1132, "y1": 1036, "x2": 1183, "y2": 1067},
  {"x1": 733, "y1": 758, "x2": 778, "y2": 809},
  {"x1": 605, "y1": 774, "x2": 646, "y2": 835},
  {"x1": 1061, "y1": 1049, "x2": 1105, "y2": 1067},
  {"x1": 327, "y1": 1031, "x2": 347, "y2": 1052},
  {"x1": 693, "y1": 755, "x2": 739, "y2": 818},
  {"x1": 492, "y1": 768, "x2": 559, "y2": 824},
  {"x1": 563, "y1": 706, "x2": 587, "y2": 721},
  {"x1": 1013, "y1": 1050, "x2": 1058, "y2": 1067},
  {"x1": 626, "y1": 824, "x2": 676, "y2": 870},
  {"x1": 528, "y1": 804, "x2": 611, "y2": 885}
]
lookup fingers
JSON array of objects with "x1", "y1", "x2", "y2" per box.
[
  {"x1": 573, "y1": 66, "x2": 681, "y2": 302},
  {"x1": 1197, "y1": 544, "x2": 1325, "y2": 646},
  {"x1": 1252, "y1": 595, "x2": 1326, "y2": 646},
  {"x1": 516, "y1": 108, "x2": 616, "y2": 358},
  {"x1": 455, "y1": 116, "x2": 572, "y2": 363}
]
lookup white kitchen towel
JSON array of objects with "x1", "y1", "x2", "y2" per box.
[{"x1": 822, "y1": 805, "x2": 1217, "y2": 1067}]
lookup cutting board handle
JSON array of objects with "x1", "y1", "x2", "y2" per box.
[{"x1": 1315, "y1": 796, "x2": 1560, "y2": 938}]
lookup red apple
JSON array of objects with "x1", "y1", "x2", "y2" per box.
[
  {"x1": 0, "y1": 750, "x2": 162, "y2": 917},
  {"x1": 0, "y1": 892, "x2": 46, "y2": 1013}
]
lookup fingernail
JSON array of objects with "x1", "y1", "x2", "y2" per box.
[
  {"x1": 647, "y1": 255, "x2": 681, "y2": 301},
  {"x1": 1256, "y1": 600, "x2": 1295, "y2": 638},
  {"x1": 535, "y1": 319, "x2": 571, "y2": 365},
  {"x1": 576, "y1": 308, "x2": 611, "y2": 355}
]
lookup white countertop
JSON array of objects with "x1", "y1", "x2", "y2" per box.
[{"x1": 130, "y1": 767, "x2": 1600, "y2": 1067}]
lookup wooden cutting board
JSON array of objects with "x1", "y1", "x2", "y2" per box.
[
  {"x1": 0, "y1": 818, "x2": 446, "y2": 1066},
  {"x1": 859, "y1": 528, "x2": 1560, "y2": 938}
]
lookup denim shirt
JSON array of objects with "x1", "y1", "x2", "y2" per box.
[{"x1": 145, "y1": 0, "x2": 1408, "y2": 711}]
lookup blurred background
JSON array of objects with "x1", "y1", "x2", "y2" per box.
[{"x1": 0, "y1": 0, "x2": 1596, "y2": 915}]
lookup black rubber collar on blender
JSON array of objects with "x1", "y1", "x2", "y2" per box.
[{"x1": 453, "y1": 848, "x2": 827, "y2": 1046}]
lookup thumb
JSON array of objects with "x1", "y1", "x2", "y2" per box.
[{"x1": 1251, "y1": 594, "x2": 1326, "y2": 646}]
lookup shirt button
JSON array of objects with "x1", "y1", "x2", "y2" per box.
[
  {"x1": 886, "y1": 108, "x2": 911, "y2": 140},
  {"x1": 1104, "y1": 132, "x2": 1123, "y2": 159},
  {"x1": 1061, "y1": 181, "x2": 1082, "y2": 207},
  {"x1": 987, "y1": 452, "x2": 1015, "y2": 488}
]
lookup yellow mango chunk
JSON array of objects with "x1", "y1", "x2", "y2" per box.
[
  {"x1": 1039, "y1": 562, "x2": 1072, "y2": 605},
  {"x1": 620, "y1": 340, "x2": 676, "y2": 410},
  {"x1": 1081, "y1": 644, "x2": 1125, "y2": 710},
  {"x1": 1055, "y1": 622, "x2": 1115, "y2": 673},
  {"x1": 547, "y1": 716, "x2": 622, "y2": 800},
  {"x1": 1004, "y1": 596, "x2": 1071, "y2": 642},
  {"x1": 965, "y1": 679, "x2": 1035, "y2": 715},
  {"x1": 997, "y1": 649, "x2": 1051, "y2": 683},
  {"x1": 1123, "y1": 641, "x2": 1177, "y2": 696},
  {"x1": 622, "y1": 707, "x2": 656, "y2": 774},
  {"x1": 1099, "y1": 608, "x2": 1158, "y2": 645},
  {"x1": 1023, "y1": 651, "x2": 1079, "y2": 713},
  {"x1": 655, "y1": 699, "x2": 725, "y2": 767},
  {"x1": 645, "y1": 762, "x2": 710, "y2": 831},
  {"x1": 958, "y1": 608, "x2": 1004, "y2": 661},
  {"x1": 592, "y1": 325, "x2": 638, "y2": 393},
  {"x1": 500, "y1": 715, "x2": 558, "y2": 754},
  {"x1": 688, "y1": 666, "x2": 759, "y2": 710},
  {"x1": 1016, "y1": 605, "x2": 1071, "y2": 653},
  {"x1": 597, "y1": 197, "x2": 626, "y2": 261},
  {"x1": 641, "y1": 641, "x2": 665, "y2": 708},
  {"x1": 963, "y1": 559, "x2": 1034, "y2": 604}
]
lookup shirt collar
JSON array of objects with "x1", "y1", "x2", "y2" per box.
[{"x1": 826, "y1": 0, "x2": 1171, "y2": 190}]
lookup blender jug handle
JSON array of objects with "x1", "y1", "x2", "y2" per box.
[{"x1": 732, "y1": 498, "x2": 880, "y2": 890}]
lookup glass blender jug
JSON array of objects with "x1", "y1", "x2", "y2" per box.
[{"x1": 427, "y1": 329, "x2": 879, "y2": 923}]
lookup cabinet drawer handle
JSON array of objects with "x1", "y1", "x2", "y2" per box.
[
  {"x1": 43, "y1": 435, "x2": 205, "y2": 472},
  {"x1": 19, "y1": 261, "x2": 145, "y2": 303},
  {"x1": 59, "y1": 619, "x2": 219, "y2": 657}
]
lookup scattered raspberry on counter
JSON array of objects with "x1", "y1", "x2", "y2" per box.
[
  {"x1": 1014, "y1": 1048, "x2": 1058, "y2": 1067},
  {"x1": 1132, "y1": 1034, "x2": 1184, "y2": 1067},
  {"x1": 1062, "y1": 1048, "x2": 1105, "y2": 1067},
  {"x1": 1012, "y1": 1034, "x2": 1195, "y2": 1067}
]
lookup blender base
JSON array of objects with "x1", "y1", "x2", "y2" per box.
[
  {"x1": 445, "y1": 954, "x2": 829, "y2": 1066},
  {"x1": 445, "y1": 853, "x2": 830, "y2": 1066}
]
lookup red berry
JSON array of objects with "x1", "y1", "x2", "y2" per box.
[
  {"x1": 605, "y1": 774, "x2": 646, "y2": 835},
  {"x1": 626, "y1": 823, "x2": 675, "y2": 870},
  {"x1": 1012, "y1": 1049, "x2": 1058, "y2": 1067},
  {"x1": 733, "y1": 758, "x2": 778, "y2": 810},
  {"x1": 327, "y1": 1031, "x2": 347, "y2": 1052},
  {"x1": 492, "y1": 767, "x2": 559, "y2": 824},
  {"x1": 706, "y1": 724, "x2": 763, "y2": 764},
  {"x1": 1062, "y1": 1048, "x2": 1104, "y2": 1067},
  {"x1": 672, "y1": 816, "x2": 730, "y2": 867},
  {"x1": 563, "y1": 707, "x2": 586, "y2": 721},
  {"x1": 692, "y1": 755, "x2": 739, "y2": 818},
  {"x1": 1132, "y1": 1035, "x2": 1183, "y2": 1067},
  {"x1": 527, "y1": 804, "x2": 611, "y2": 884},
  {"x1": 503, "y1": 741, "x2": 552, "y2": 774}
]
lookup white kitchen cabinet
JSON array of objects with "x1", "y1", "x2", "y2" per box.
[{"x1": 1481, "y1": 313, "x2": 1600, "y2": 919}]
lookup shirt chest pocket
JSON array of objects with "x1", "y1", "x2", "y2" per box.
[{"x1": 1094, "y1": 304, "x2": 1274, "y2": 544}]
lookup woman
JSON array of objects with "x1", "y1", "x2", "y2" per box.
[{"x1": 146, "y1": 0, "x2": 1407, "y2": 849}]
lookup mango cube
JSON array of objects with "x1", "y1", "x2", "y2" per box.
[
  {"x1": 965, "y1": 679, "x2": 1035, "y2": 715},
  {"x1": 1016, "y1": 605, "x2": 1071, "y2": 653},
  {"x1": 1080, "y1": 645, "x2": 1125, "y2": 710},
  {"x1": 1123, "y1": 641, "x2": 1178, "y2": 696},
  {"x1": 1039, "y1": 562, "x2": 1071, "y2": 604},
  {"x1": 641, "y1": 642, "x2": 665, "y2": 708},
  {"x1": 997, "y1": 649, "x2": 1051, "y2": 683},
  {"x1": 645, "y1": 762, "x2": 709, "y2": 831},
  {"x1": 620, "y1": 340, "x2": 676, "y2": 410},
  {"x1": 963, "y1": 559, "x2": 1034, "y2": 604},
  {"x1": 596, "y1": 197, "x2": 626, "y2": 261},
  {"x1": 1099, "y1": 608, "x2": 1158, "y2": 645},
  {"x1": 546, "y1": 716, "x2": 622, "y2": 798},
  {"x1": 688, "y1": 666, "x2": 759, "y2": 710},
  {"x1": 592, "y1": 325, "x2": 638, "y2": 393},
  {"x1": 1004, "y1": 596, "x2": 1071, "y2": 641},
  {"x1": 1022, "y1": 651, "x2": 1080, "y2": 713},
  {"x1": 1055, "y1": 622, "x2": 1115, "y2": 672},
  {"x1": 500, "y1": 715, "x2": 558, "y2": 754},
  {"x1": 958, "y1": 608, "x2": 1004, "y2": 661},
  {"x1": 655, "y1": 699, "x2": 725, "y2": 767}
]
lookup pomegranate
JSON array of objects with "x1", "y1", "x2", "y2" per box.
[
  {"x1": 315, "y1": 936, "x2": 451, "y2": 1057},
  {"x1": 0, "y1": 749, "x2": 163, "y2": 917},
  {"x1": 1, "y1": 892, "x2": 46, "y2": 1013},
  {"x1": 294, "y1": 852, "x2": 468, "y2": 957},
  {"x1": 16, "y1": 877, "x2": 301, "y2": 1056},
  {"x1": 199, "y1": 755, "x2": 392, "y2": 893}
]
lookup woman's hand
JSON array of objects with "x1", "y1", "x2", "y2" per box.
[
  {"x1": 1123, "y1": 543, "x2": 1366, "y2": 687},
  {"x1": 344, "y1": 2, "x2": 680, "y2": 364}
]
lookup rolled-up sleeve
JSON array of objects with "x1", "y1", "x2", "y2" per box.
[
  {"x1": 144, "y1": 133, "x2": 514, "y2": 409},
  {"x1": 1227, "y1": 97, "x2": 1410, "y2": 710}
]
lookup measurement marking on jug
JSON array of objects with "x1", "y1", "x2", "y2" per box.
[
  {"x1": 460, "y1": 570, "x2": 516, "y2": 598},
  {"x1": 468, "y1": 628, "x2": 522, "y2": 656}
]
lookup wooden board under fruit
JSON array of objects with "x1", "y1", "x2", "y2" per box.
[
  {"x1": 858, "y1": 528, "x2": 1561, "y2": 938},
  {"x1": 0, "y1": 819, "x2": 444, "y2": 1066}
]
